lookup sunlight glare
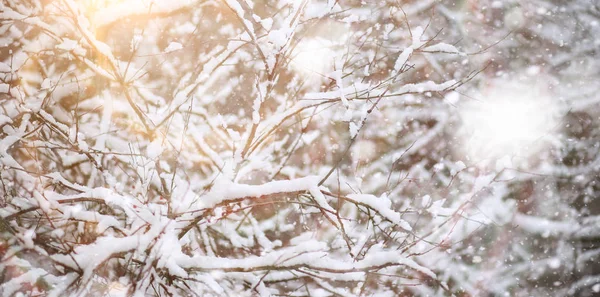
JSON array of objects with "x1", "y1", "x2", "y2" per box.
[
  {"x1": 290, "y1": 20, "x2": 348, "y2": 78},
  {"x1": 458, "y1": 79, "x2": 560, "y2": 163},
  {"x1": 291, "y1": 38, "x2": 335, "y2": 76}
]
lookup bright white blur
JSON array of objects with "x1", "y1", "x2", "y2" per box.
[
  {"x1": 458, "y1": 78, "x2": 560, "y2": 163},
  {"x1": 290, "y1": 20, "x2": 348, "y2": 77},
  {"x1": 291, "y1": 38, "x2": 335, "y2": 76}
]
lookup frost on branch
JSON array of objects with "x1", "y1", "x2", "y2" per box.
[{"x1": 0, "y1": 0, "x2": 483, "y2": 296}]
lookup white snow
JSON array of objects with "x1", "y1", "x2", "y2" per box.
[
  {"x1": 55, "y1": 39, "x2": 78, "y2": 51},
  {"x1": 164, "y1": 41, "x2": 183, "y2": 53},
  {"x1": 200, "y1": 176, "x2": 320, "y2": 209},
  {"x1": 393, "y1": 47, "x2": 413, "y2": 73}
]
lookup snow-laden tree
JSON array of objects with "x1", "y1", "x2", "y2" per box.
[
  {"x1": 0, "y1": 0, "x2": 495, "y2": 296},
  {"x1": 6, "y1": 0, "x2": 599, "y2": 296}
]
